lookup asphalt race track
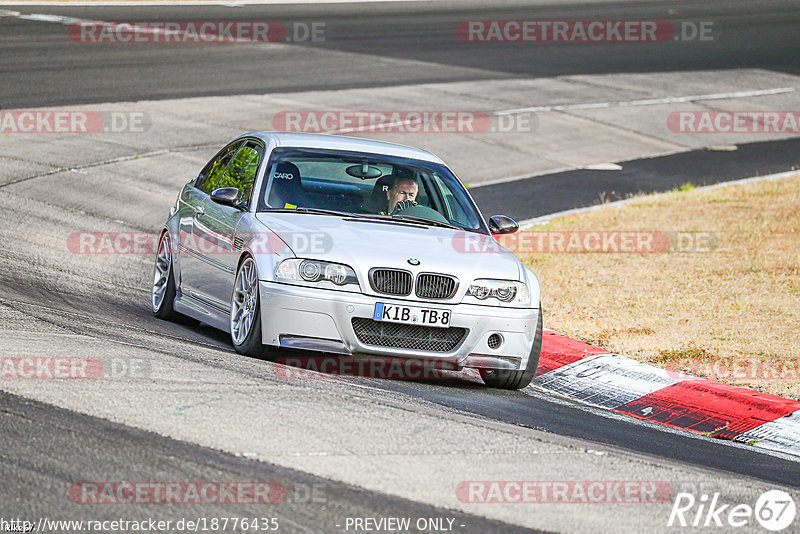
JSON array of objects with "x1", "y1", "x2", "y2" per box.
[
  {"x1": 472, "y1": 137, "x2": 800, "y2": 221},
  {"x1": 1, "y1": 1, "x2": 799, "y2": 533},
  {"x1": 0, "y1": 391, "x2": 535, "y2": 533},
  {"x1": 1, "y1": 0, "x2": 799, "y2": 107}
]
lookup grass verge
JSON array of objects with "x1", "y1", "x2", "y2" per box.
[{"x1": 513, "y1": 173, "x2": 800, "y2": 399}]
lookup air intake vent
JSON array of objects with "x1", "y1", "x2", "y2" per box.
[{"x1": 352, "y1": 318, "x2": 467, "y2": 353}]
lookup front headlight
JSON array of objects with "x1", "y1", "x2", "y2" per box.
[
  {"x1": 275, "y1": 259, "x2": 360, "y2": 291},
  {"x1": 464, "y1": 279, "x2": 530, "y2": 307}
]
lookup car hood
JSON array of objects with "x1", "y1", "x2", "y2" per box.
[{"x1": 254, "y1": 213, "x2": 522, "y2": 283}]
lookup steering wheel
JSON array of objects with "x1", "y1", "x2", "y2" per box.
[{"x1": 392, "y1": 203, "x2": 451, "y2": 225}]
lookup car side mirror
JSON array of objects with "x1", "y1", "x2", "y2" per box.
[
  {"x1": 210, "y1": 187, "x2": 243, "y2": 208},
  {"x1": 488, "y1": 215, "x2": 519, "y2": 235}
]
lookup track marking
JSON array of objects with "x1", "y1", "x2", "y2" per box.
[
  {"x1": 616, "y1": 381, "x2": 800, "y2": 439},
  {"x1": 284, "y1": 87, "x2": 798, "y2": 136},
  {"x1": 533, "y1": 353, "x2": 680, "y2": 410},
  {"x1": 0, "y1": 143, "x2": 218, "y2": 190},
  {"x1": 174, "y1": 397, "x2": 223, "y2": 415},
  {"x1": 734, "y1": 412, "x2": 800, "y2": 455},
  {"x1": 17, "y1": 12, "x2": 80, "y2": 23},
  {"x1": 495, "y1": 87, "x2": 796, "y2": 116}
]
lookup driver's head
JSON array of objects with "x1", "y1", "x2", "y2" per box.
[{"x1": 386, "y1": 176, "x2": 418, "y2": 213}]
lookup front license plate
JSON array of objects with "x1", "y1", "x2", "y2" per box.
[{"x1": 373, "y1": 302, "x2": 451, "y2": 328}]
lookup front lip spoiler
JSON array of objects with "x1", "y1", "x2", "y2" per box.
[
  {"x1": 279, "y1": 335, "x2": 350, "y2": 355},
  {"x1": 461, "y1": 355, "x2": 521, "y2": 370}
]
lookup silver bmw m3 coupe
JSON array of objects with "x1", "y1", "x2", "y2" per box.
[{"x1": 152, "y1": 132, "x2": 542, "y2": 389}]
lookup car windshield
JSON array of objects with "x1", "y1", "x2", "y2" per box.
[{"x1": 256, "y1": 147, "x2": 487, "y2": 233}]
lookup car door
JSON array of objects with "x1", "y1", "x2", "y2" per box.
[
  {"x1": 179, "y1": 140, "x2": 243, "y2": 301},
  {"x1": 192, "y1": 140, "x2": 264, "y2": 311}
]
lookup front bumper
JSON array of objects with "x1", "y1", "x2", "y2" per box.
[{"x1": 259, "y1": 281, "x2": 540, "y2": 370}]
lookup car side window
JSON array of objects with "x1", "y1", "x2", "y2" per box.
[
  {"x1": 196, "y1": 141, "x2": 243, "y2": 194},
  {"x1": 217, "y1": 142, "x2": 263, "y2": 205}
]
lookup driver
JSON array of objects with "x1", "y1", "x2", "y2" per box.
[{"x1": 385, "y1": 176, "x2": 418, "y2": 214}]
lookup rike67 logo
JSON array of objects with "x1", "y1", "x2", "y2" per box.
[{"x1": 669, "y1": 490, "x2": 796, "y2": 531}]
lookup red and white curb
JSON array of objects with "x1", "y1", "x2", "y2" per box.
[{"x1": 533, "y1": 330, "x2": 800, "y2": 458}]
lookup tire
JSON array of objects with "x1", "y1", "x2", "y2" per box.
[
  {"x1": 481, "y1": 310, "x2": 543, "y2": 390},
  {"x1": 152, "y1": 231, "x2": 181, "y2": 321},
  {"x1": 230, "y1": 256, "x2": 271, "y2": 358}
]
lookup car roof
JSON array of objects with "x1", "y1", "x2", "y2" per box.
[{"x1": 244, "y1": 132, "x2": 445, "y2": 164}]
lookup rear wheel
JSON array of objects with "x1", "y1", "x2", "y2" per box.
[
  {"x1": 481, "y1": 311, "x2": 543, "y2": 390},
  {"x1": 231, "y1": 256, "x2": 269, "y2": 357},
  {"x1": 152, "y1": 232, "x2": 180, "y2": 320}
]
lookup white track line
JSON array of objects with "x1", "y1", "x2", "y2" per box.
[
  {"x1": 495, "y1": 87, "x2": 796, "y2": 116},
  {"x1": 17, "y1": 12, "x2": 79, "y2": 22},
  {"x1": 305, "y1": 87, "x2": 798, "y2": 135}
]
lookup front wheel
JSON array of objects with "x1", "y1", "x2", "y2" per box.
[
  {"x1": 231, "y1": 256, "x2": 268, "y2": 357},
  {"x1": 152, "y1": 231, "x2": 180, "y2": 320},
  {"x1": 481, "y1": 311, "x2": 543, "y2": 390}
]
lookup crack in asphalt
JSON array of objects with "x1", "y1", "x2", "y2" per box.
[{"x1": 0, "y1": 143, "x2": 218, "y2": 190}]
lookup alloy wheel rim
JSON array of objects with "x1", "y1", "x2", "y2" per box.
[
  {"x1": 231, "y1": 258, "x2": 258, "y2": 345},
  {"x1": 152, "y1": 233, "x2": 171, "y2": 312}
]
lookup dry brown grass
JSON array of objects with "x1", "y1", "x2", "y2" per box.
[{"x1": 515, "y1": 174, "x2": 800, "y2": 399}]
